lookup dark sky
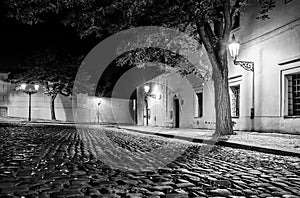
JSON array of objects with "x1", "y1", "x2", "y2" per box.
[
  {"x1": 0, "y1": 5, "x2": 97, "y2": 71},
  {"x1": 0, "y1": 4, "x2": 165, "y2": 98}
]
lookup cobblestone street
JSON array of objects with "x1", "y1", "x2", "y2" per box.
[{"x1": 0, "y1": 124, "x2": 299, "y2": 198}]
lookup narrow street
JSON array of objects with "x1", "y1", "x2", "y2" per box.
[{"x1": 0, "y1": 124, "x2": 299, "y2": 198}]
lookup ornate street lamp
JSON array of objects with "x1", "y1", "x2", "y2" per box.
[
  {"x1": 20, "y1": 84, "x2": 39, "y2": 121},
  {"x1": 228, "y1": 35, "x2": 255, "y2": 119},
  {"x1": 97, "y1": 98, "x2": 102, "y2": 123},
  {"x1": 143, "y1": 83, "x2": 156, "y2": 126},
  {"x1": 228, "y1": 35, "x2": 254, "y2": 71}
]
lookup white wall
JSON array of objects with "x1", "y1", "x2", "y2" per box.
[
  {"x1": 3, "y1": 83, "x2": 134, "y2": 124},
  {"x1": 73, "y1": 96, "x2": 135, "y2": 124}
]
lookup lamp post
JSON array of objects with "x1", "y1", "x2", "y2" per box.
[
  {"x1": 20, "y1": 84, "x2": 39, "y2": 121},
  {"x1": 228, "y1": 35, "x2": 255, "y2": 119},
  {"x1": 97, "y1": 98, "x2": 102, "y2": 123},
  {"x1": 143, "y1": 83, "x2": 156, "y2": 126}
]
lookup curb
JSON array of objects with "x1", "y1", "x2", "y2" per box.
[{"x1": 118, "y1": 127, "x2": 300, "y2": 158}]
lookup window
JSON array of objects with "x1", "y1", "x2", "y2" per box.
[
  {"x1": 194, "y1": 92, "x2": 203, "y2": 117},
  {"x1": 0, "y1": 95, "x2": 6, "y2": 102},
  {"x1": 230, "y1": 85, "x2": 240, "y2": 118},
  {"x1": 232, "y1": 12, "x2": 240, "y2": 30},
  {"x1": 0, "y1": 83, "x2": 6, "y2": 91},
  {"x1": 0, "y1": 107, "x2": 7, "y2": 116},
  {"x1": 287, "y1": 73, "x2": 300, "y2": 116}
]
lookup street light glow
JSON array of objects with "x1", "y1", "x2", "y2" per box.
[
  {"x1": 34, "y1": 84, "x2": 39, "y2": 91},
  {"x1": 228, "y1": 34, "x2": 240, "y2": 61},
  {"x1": 144, "y1": 84, "x2": 150, "y2": 94},
  {"x1": 20, "y1": 84, "x2": 26, "y2": 90}
]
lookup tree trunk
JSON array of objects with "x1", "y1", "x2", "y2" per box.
[
  {"x1": 212, "y1": 64, "x2": 234, "y2": 136},
  {"x1": 195, "y1": 15, "x2": 234, "y2": 137},
  {"x1": 50, "y1": 94, "x2": 57, "y2": 120}
]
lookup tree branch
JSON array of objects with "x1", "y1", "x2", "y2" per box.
[
  {"x1": 222, "y1": 0, "x2": 233, "y2": 42},
  {"x1": 204, "y1": 21, "x2": 216, "y2": 47},
  {"x1": 196, "y1": 20, "x2": 222, "y2": 72}
]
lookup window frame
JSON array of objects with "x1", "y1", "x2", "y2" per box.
[
  {"x1": 286, "y1": 73, "x2": 300, "y2": 116},
  {"x1": 281, "y1": 65, "x2": 300, "y2": 118},
  {"x1": 230, "y1": 85, "x2": 241, "y2": 118}
]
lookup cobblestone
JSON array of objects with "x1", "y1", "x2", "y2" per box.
[{"x1": 0, "y1": 125, "x2": 299, "y2": 198}]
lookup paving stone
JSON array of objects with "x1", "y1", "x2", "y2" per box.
[
  {"x1": 156, "y1": 181, "x2": 175, "y2": 186},
  {"x1": 282, "y1": 195, "x2": 300, "y2": 198},
  {"x1": 165, "y1": 193, "x2": 188, "y2": 198},
  {"x1": 259, "y1": 193, "x2": 273, "y2": 197},
  {"x1": 175, "y1": 182, "x2": 195, "y2": 188},
  {"x1": 210, "y1": 188, "x2": 232, "y2": 196},
  {"x1": 97, "y1": 194, "x2": 121, "y2": 198},
  {"x1": 147, "y1": 191, "x2": 165, "y2": 196},
  {"x1": 125, "y1": 193, "x2": 143, "y2": 198},
  {"x1": 151, "y1": 185, "x2": 173, "y2": 191},
  {"x1": 243, "y1": 189, "x2": 258, "y2": 196}
]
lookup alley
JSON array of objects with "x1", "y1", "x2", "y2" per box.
[{"x1": 0, "y1": 124, "x2": 299, "y2": 198}]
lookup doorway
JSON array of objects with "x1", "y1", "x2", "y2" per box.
[{"x1": 174, "y1": 98, "x2": 180, "y2": 128}]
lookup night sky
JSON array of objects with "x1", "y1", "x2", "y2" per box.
[
  {"x1": 0, "y1": 4, "x2": 166, "y2": 98},
  {"x1": 0, "y1": 4, "x2": 97, "y2": 71}
]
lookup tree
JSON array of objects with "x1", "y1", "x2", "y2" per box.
[
  {"x1": 4, "y1": 0, "x2": 275, "y2": 135},
  {"x1": 10, "y1": 49, "x2": 93, "y2": 120}
]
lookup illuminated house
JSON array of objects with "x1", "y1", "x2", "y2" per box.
[{"x1": 136, "y1": 0, "x2": 300, "y2": 133}]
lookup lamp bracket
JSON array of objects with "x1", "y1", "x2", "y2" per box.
[{"x1": 234, "y1": 60, "x2": 254, "y2": 72}]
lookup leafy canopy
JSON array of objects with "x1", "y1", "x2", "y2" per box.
[
  {"x1": 5, "y1": 0, "x2": 275, "y2": 79},
  {"x1": 11, "y1": 49, "x2": 93, "y2": 97},
  {"x1": 5, "y1": 0, "x2": 275, "y2": 38}
]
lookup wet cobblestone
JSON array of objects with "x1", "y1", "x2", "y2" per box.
[{"x1": 0, "y1": 125, "x2": 299, "y2": 198}]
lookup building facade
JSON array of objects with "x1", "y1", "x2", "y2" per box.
[
  {"x1": 0, "y1": 72, "x2": 9, "y2": 116},
  {"x1": 136, "y1": 0, "x2": 300, "y2": 134}
]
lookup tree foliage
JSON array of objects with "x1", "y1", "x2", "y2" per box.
[
  {"x1": 4, "y1": 0, "x2": 275, "y2": 37},
  {"x1": 11, "y1": 49, "x2": 90, "y2": 96}
]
